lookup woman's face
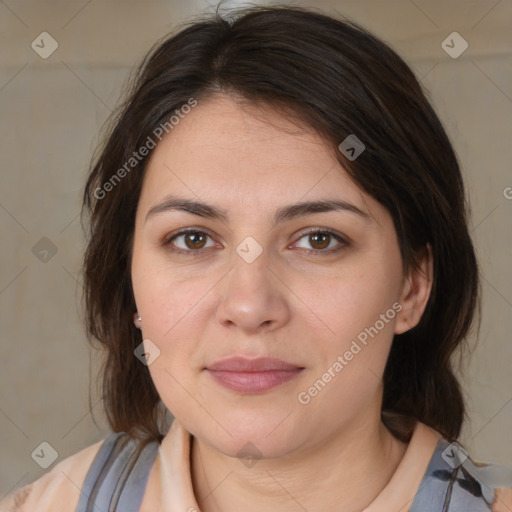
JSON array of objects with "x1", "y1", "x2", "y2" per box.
[{"x1": 131, "y1": 94, "x2": 428, "y2": 459}]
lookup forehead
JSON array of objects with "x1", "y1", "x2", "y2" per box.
[
  {"x1": 138, "y1": 94, "x2": 382, "y2": 225},
  {"x1": 149, "y1": 95, "x2": 334, "y2": 171}
]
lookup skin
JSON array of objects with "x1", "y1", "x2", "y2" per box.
[{"x1": 131, "y1": 93, "x2": 433, "y2": 512}]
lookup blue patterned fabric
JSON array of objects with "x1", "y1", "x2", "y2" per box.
[{"x1": 410, "y1": 438, "x2": 512, "y2": 511}]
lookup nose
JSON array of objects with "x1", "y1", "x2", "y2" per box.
[{"x1": 215, "y1": 248, "x2": 292, "y2": 334}]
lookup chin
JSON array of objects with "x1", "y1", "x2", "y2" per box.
[
  {"x1": 201, "y1": 413, "x2": 303, "y2": 461},
  {"x1": 214, "y1": 433, "x2": 297, "y2": 462}
]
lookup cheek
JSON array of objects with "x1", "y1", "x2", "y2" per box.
[
  {"x1": 294, "y1": 277, "x2": 397, "y2": 426},
  {"x1": 303, "y1": 266, "x2": 400, "y2": 342},
  {"x1": 295, "y1": 264, "x2": 400, "y2": 399},
  {"x1": 132, "y1": 252, "x2": 206, "y2": 337},
  {"x1": 136, "y1": 275, "x2": 208, "y2": 419}
]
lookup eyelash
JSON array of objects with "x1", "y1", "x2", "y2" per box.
[{"x1": 162, "y1": 228, "x2": 349, "y2": 257}]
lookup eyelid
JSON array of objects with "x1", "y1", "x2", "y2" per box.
[{"x1": 294, "y1": 227, "x2": 348, "y2": 242}]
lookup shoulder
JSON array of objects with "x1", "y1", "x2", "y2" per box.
[
  {"x1": 448, "y1": 459, "x2": 512, "y2": 512},
  {"x1": 0, "y1": 436, "x2": 107, "y2": 512},
  {"x1": 412, "y1": 437, "x2": 512, "y2": 512}
]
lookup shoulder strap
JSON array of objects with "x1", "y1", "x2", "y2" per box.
[
  {"x1": 75, "y1": 432, "x2": 160, "y2": 512},
  {"x1": 410, "y1": 438, "x2": 504, "y2": 512}
]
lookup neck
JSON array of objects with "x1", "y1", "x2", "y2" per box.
[{"x1": 190, "y1": 407, "x2": 408, "y2": 512}]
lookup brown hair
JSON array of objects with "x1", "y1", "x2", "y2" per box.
[{"x1": 81, "y1": 5, "x2": 480, "y2": 444}]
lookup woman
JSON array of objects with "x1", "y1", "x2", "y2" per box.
[{"x1": 2, "y1": 5, "x2": 511, "y2": 512}]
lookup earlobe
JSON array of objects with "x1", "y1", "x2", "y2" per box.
[
  {"x1": 394, "y1": 243, "x2": 433, "y2": 335},
  {"x1": 133, "y1": 312, "x2": 142, "y2": 329}
]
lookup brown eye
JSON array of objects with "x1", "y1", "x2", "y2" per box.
[
  {"x1": 309, "y1": 232, "x2": 331, "y2": 250},
  {"x1": 294, "y1": 229, "x2": 348, "y2": 254},
  {"x1": 183, "y1": 231, "x2": 207, "y2": 250},
  {"x1": 164, "y1": 230, "x2": 216, "y2": 253}
]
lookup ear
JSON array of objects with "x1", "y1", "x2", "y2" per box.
[{"x1": 394, "y1": 243, "x2": 433, "y2": 335}]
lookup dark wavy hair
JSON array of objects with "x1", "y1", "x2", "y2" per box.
[{"x1": 81, "y1": 5, "x2": 480, "y2": 445}]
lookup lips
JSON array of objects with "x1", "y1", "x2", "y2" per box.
[
  {"x1": 207, "y1": 356, "x2": 302, "y2": 372},
  {"x1": 205, "y1": 356, "x2": 305, "y2": 393}
]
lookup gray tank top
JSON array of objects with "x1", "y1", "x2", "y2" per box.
[
  {"x1": 75, "y1": 431, "x2": 159, "y2": 512},
  {"x1": 75, "y1": 431, "x2": 511, "y2": 511}
]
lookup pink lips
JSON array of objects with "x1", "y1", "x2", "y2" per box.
[{"x1": 205, "y1": 356, "x2": 304, "y2": 393}]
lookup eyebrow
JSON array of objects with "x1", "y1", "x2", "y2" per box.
[{"x1": 145, "y1": 195, "x2": 372, "y2": 225}]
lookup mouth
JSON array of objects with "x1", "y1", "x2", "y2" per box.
[{"x1": 205, "y1": 356, "x2": 305, "y2": 393}]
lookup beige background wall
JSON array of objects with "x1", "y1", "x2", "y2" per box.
[{"x1": 1, "y1": 0, "x2": 511, "y2": 498}]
